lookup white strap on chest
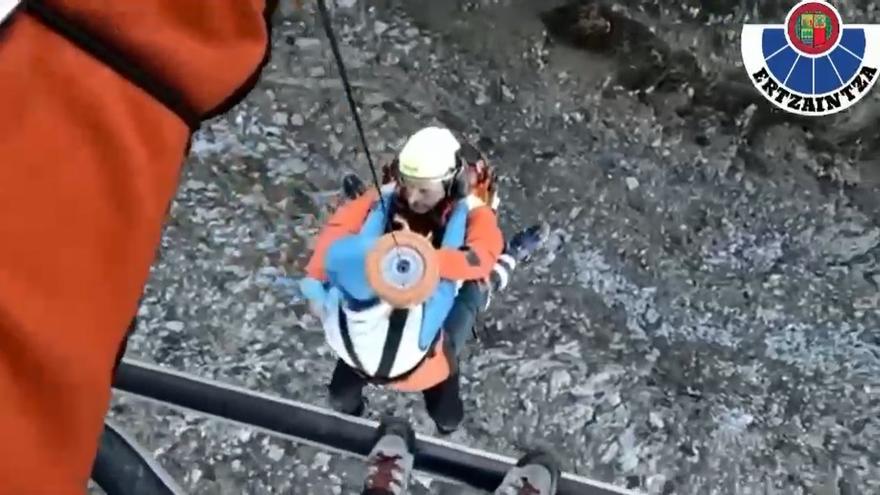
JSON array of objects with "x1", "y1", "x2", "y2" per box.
[{"x1": 322, "y1": 288, "x2": 430, "y2": 378}]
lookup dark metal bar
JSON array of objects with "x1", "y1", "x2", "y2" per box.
[
  {"x1": 91, "y1": 420, "x2": 186, "y2": 495},
  {"x1": 113, "y1": 359, "x2": 639, "y2": 495}
]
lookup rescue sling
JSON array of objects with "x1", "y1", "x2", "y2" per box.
[{"x1": 319, "y1": 188, "x2": 478, "y2": 392}]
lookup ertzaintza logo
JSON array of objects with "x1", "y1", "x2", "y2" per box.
[{"x1": 741, "y1": 1, "x2": 879, "y2": 116}]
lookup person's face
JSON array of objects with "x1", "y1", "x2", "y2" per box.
[{"x1": 400, "y1": 178, "x2": 446, "y2": 214}]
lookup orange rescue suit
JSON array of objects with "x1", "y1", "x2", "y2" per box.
[
  {"x1": 0, "y1": 1, "x2": 272, "y2": 493},
  {"x1": 305, "y1": 189, "x2": 504, "y2": 283},
  {"x1": 304, "y1": 172, "x2": 504, "y2": 391}
]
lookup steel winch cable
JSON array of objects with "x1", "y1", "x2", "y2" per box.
[{"x1": 315, "y1": 0, "x2": 400, "y2": 249}]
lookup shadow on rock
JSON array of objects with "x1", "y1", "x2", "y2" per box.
[{"x1": 539, "y1": 0, "x2": 880, "y2": 221}]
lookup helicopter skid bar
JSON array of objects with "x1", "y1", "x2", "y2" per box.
[
  {"x1": 113, "y1": 359, "x2": 640, "y2": 495},
  {"x1": 92, "y1": 419, "x2": 186, "y2": 495}
]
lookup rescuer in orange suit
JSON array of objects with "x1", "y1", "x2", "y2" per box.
[
  {"x1": 0, "y1": 1, "x2": 276, "y2": 493},
  {"x1": 303, "y1": 126, "x2": 506, "y2": 434}
]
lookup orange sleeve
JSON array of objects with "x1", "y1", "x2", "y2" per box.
[
  {"x1": 51, "y1": 0, "x2": 273, "y2": 118},
  {"x1": 436, "y1": 206, "x2": 504, "y2": 281},
  {"x1": 304, "y1": 192, "x2": 377, "y2": 280},
  {"x1": 0, "y1": 2, "x2": 270, "y2": 493}
]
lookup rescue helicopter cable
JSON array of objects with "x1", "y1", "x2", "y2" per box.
[{"x1": 315, "y1": 0, "x2": 399, "y2": 246}]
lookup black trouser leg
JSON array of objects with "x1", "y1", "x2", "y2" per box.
[
  {"x1": 421, "y1": 282, "x2": 486, "y2": 434},
  {"x1": 423, "y1": 372, "x2": 464, "y2": 433},
  {"x1": 328, "y1": 359, "x2": 368, "y2": 416}
]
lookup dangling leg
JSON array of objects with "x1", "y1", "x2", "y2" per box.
[
  {"x1": 443, "y1": 280, "x2": 489, "y2": 357},
  {"x1": 422, "y1": 372, "x2": 464, "y2": 435},
  {"x1": 444, "y1": 222, "x2": 551, "y2": 352},
  {"x1": 328, "y1": 359, "x2": 368, "y2": 417},
  {"x1": 429, "y1": 222, "x2": 550, "y2": 434},
  {"x1": 429, "y1": 280, "x2": 487, "y2": 436}
]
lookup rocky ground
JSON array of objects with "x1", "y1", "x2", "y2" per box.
[{"x1": 98, "y1": 1, "x2": 880, "y2": 494}]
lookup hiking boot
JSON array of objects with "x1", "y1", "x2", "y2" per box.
[
  {"x1": 342, "y1": 173, "x2": 367, "y2": 200},
  {"x1": 489, "y1": 222, "x2": 550, "y2": 296},
  {"x1": 362, "y1": 417, "x2": 416, "y2": 495},
  {"x1": 494, "y1": 449, "x2": 561, "y2": 495},
  {"x1": 504, "y1": 222, "x2": 550, "y2": 264}
]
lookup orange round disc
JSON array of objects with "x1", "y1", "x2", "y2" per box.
[{"x1": 364, "y1": 230, "x2": 439, "y2": 308}]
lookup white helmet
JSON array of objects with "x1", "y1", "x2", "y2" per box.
[{"x1": 397, "y1": 126, "x2": 461, "y2": 181}]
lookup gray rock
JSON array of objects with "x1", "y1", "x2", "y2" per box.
[
  {"x1": 817, "y1": 223, "x2": 880, "y2": 264},
  {"x1": 549, "y1": 369, "x2": 572, "y2": 396},
  {"x1": 164, "y1": 321, "x2": 185, "y2": 332},
  {"x1": 373, "y1": 21, "x2": 389, "y2": 35},
  {"x1": 625, "y1": 176, "x2": 639, "y2": 190},
  {"x1": 110, "y1": 2, "x2": 880, "y2": 494},
  {"x1": 294, "y1": 37, "x2": 322, "y2": 51},
  {"x1": 271, "y1": 112, "x2": 289, "y2": 126}
]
